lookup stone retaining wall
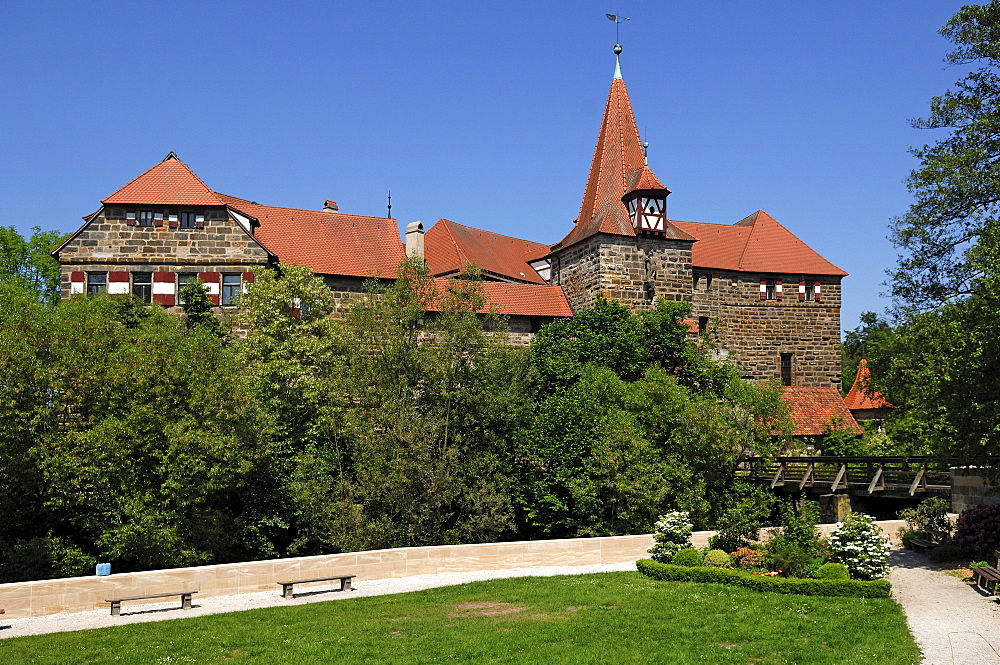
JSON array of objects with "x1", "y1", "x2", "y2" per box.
[{"x1": 0, "y1": 521, "x2": 905, "y2": 620}]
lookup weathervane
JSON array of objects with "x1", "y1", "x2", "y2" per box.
[
  {"x1": 387, "y1": 190, "x2": 392, "y2": 218},
  {"x1": 606, "y1": 13, "x2": 630, "y2": 44}
]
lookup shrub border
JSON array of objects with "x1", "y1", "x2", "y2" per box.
[{"x1": 636, "y1": 559, "x2": 892, "y2": 598}]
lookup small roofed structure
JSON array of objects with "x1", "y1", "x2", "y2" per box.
[{"x1": 844, "y1": 359, "x2": 891, "y2": 423}]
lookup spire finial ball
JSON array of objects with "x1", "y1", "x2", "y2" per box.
[{"x1": 614, "y1": 44, "x2": 622, "y2": 54}]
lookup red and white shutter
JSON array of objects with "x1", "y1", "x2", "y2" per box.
[
  {"x1": 814, "y1": 281, "x2": 822, "y2": 302},
  {"x1": 799, "y1": 280, "x2": 806, "y2": 301},
  {"x1": 199, "y1": 271, "x2": 221, "y2": 305},
  {"x1": 152, "y1": 272, "x2": 176, "y2": 306},
  {"x1": 775, "y1": 279, "x2": 783, "y2": 301},
  {"x1": 241, "y1": 271, "x2": 255, "y2": 294},
  {"x1": 70, "y1": 271, "x2": 85, "y2": 295},
  {"x1": 759, "y1": 279, "x2": 766, "y2": 300},
  {"x1": 108, "y1": 271, "x2": 130, "y2": 295}
]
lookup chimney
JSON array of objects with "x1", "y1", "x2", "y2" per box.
[
  {"x1": 323, "y1": 200, "x2": 339, "y2": 212},
  {"x1": 405, "y1": 221, "x2": 425, "y2": 259}
]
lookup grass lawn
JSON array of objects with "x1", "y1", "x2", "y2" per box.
[{"x1": 1, "y1": 572, "x2": 920, "y2": 664}]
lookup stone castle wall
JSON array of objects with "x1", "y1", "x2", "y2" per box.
[
  {"x1": 551, "y1": 234, "x2": 693, "y2": 311},
  {"x1": 690, "y1": 270, "x2": 843, "y2": 388},
  {"x1": 551, "y1": 235, "x2": 843, "y2": 388}
]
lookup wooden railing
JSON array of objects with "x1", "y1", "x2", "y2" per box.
[{"x1": 738, "y1": 456, "x2": 955, "y2": 496}]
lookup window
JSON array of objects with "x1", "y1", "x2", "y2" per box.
[
  {"x1": 765, "y1": 279, "x2": 776, "y2": 300},
  {"x1": 529, "y1": 316, "x2": 542, "y2": 333},
  {"x1": 804, "y1": 280, "x2": 815, "y2": 301},
  {"x1": 698, "y1": 316, "x2": 709, "y2": 334},
  {"x1": 177, "y1": 272, "x2": 197, "y2": 304},
  {"x1": 780, "y1": 353, "x2": 793, "y2": 386},
  {"x1": 221, "y1": 274, "x2": 241, "y2": 306},
  {"x1": 180, "y1": 212, "x2": 197, "y2": 229},
  {"x1": 138, "y1": 210, "x2": 154, "y2": 227},
  {"x1": 87, "y1": 272, "x2": 107, "y2": 296},
  {"x1": 132, "y1": 272, "x2": 152, "y2": 303}
]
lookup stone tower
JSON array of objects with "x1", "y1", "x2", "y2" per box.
[{"x1": 543, "y1": 46, "x2": 696, "y2": 311}]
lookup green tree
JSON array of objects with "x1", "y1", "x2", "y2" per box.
[
  {"x1": 890, "y1": 2, "x2": 1000, "y2": 309},
  {"x1": 873, "y1": 3, "x2": 1000, "y2": 470},
  {"x1": 0, "y1": 226, "x2": 65, "y2": 305},
  {"x1": 0, "y1": 290, "x2": 269, "y2": 581}
]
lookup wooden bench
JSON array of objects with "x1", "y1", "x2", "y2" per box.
[
  {"x1": 277, "y1": 575, "x2": 355, "y2": 599},
  {"x1": 970, "y1": 566, "x2": 1000, "y2": 595},
  {"x1": 105, "y1": 591, "x2": 197, "y2": 616},
  {"x1": 910, "y1": 538, "x2": 940, "y2": 554}
]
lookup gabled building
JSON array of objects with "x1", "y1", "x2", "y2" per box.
[{"x1": 54, "y1": 45, "x2": 847, "y2": 386}]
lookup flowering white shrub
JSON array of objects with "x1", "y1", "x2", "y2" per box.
[
  {"x1": 827, "y1": 512, "x2": 891, "y2": 580},
  {"x1": 648, "y1": 511, "x2": 693, "y2": 563}
]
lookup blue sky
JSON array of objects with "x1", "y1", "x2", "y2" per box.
[{"x1": 1, "y1": 1, "x2": 970, "y2": 331}]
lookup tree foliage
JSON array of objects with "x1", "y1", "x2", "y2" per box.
[
  {"x1": 0, "y1": 226, "x2": 64, "y2": 305},
  {"x1": 857, "y1": 4, "x2": 1000, "y2": 469},
  {"x1": 890, "y1": 2, "x2": 1000, "y2": 309}
]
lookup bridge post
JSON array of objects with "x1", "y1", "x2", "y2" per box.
[{"x1": 820, "y1": 494, "x2": 852, "y2": 523}]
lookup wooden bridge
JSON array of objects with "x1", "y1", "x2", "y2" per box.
[{"x1": 739, "y1": 456, "x2": 953, "y2": 500}]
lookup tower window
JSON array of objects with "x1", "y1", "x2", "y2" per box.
[
  {"x1": 765, "y1": 279, "x2": 776, "y2": 300},
  {"x1": 804, "y1": 280, "x2": 815, "y2": 301},
  {"x1": 780, "y1": 353, "x2": 793, "y2": 386},
  {"x1": 138, "y1": 210, "x2": 154, "y2": 227}
]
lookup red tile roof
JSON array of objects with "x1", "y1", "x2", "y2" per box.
[
  {"x1": 844, "y1": 359, "x2": 892, "y2": 410},
  {"x1": 426, "y1": 279, "x2": 572, "y2": 317},
  {"x1": 424, "y1": 219, "x2": 549, "y2": 284},
  {"x1": 217, "y1": 194, "x2": 404, "y2": 279},
  {"x1": 674, "y1": 210, "x2": 848, "y2": 276},
  {"x1": 102, "y1": 153, "x2": 224, "y2": 206},
  {"x1": 782, "y1": 386, "x2": 863, "y2": 436},
  {"x1": 552, "y1": 77, "x2": 696, "y2": 250}
]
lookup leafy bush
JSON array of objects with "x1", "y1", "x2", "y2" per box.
[
  {"x1": 764, "y1": 502, "x2": 823, "y2": 577},
  {"x1": 648, "y1": 512, "x2": 693, "y2": 563},
  {"x1": 671, "y1": 548, "x2": 704, "y2": 567},
  {"x1": 636, "y1": 559, "x2": 892, "y2": 598},
  {"x1": 708, "y1": 482, "x2": 776, "y2": 552},
  {"x1": 951, "y1": 502, "x2": 1000, "y2": 559},
  {"x1": 816, "y1": 563, "x2": 850, "y2": 580},
  {"x1": 732, "y1": 547, "x2": 765, "y2": 569},
  {"x1": 827, "y1": 513, "x2": 891, "y2": 580},
  {"x1": 898, "y1": 497, "x2": 951, "y2": 538},
  {"x1": 703, "y1": 549, "x2": 733, "y2": 568},
  {"x1": 928, "y1": 544, "x2": 970, "y2": 563},
  {"x1": 968, "y1": 560, "x2": 990, "y2": 568}
]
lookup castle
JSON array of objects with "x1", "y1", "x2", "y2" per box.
[{"x1": 53, "y1": 46, "x2": 847, "y2": 392}]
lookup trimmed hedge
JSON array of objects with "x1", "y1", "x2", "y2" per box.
[{"x1": 636, "y1": 559, "x2": 892, "y2": 598}]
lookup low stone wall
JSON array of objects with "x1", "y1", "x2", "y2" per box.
[{"x1": 0, "y1": 520, "x2": 906, "y2": 620}]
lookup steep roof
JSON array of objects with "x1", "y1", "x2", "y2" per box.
[
  {"x1": 102, "y1": 152, "x2": 224, "y2": 206},
  {"x1": 425, "y1": 219, "x2": 549, "y2": 284},
  {"x1": 844, "y1": 359, "x2": 892, "y2": 410},
  {"x1": 216, "y1": 194, "x2": 404, "y2": 279},
  {"x1": 782, "y1": 387, "x2": 863, "y2": 436},
  {"x1": 426, "y1": 279, "x2": 572, "y2": 317},
  {"x1": 674, "y1": 210, "x2": 848, "y2": 276}
]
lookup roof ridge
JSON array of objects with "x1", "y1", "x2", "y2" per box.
[{"x1": 735, "y1": 210, "x2": 760, "y2": 270}]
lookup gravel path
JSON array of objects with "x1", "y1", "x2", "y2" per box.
[
  {"x1": 889, "y1": 548, "x2": 1000, "y2": 665},
  {"x1": 0, "y1": 562, "x2": 637, "y2": 639}
]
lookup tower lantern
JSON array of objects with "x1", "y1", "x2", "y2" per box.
[{"x1": 622, "y1": 159, "x2": 671, "y2": 235}]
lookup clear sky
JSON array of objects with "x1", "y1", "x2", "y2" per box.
[{"x1": 0, "y1": 1, "x2": 971, "y2": 331}]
